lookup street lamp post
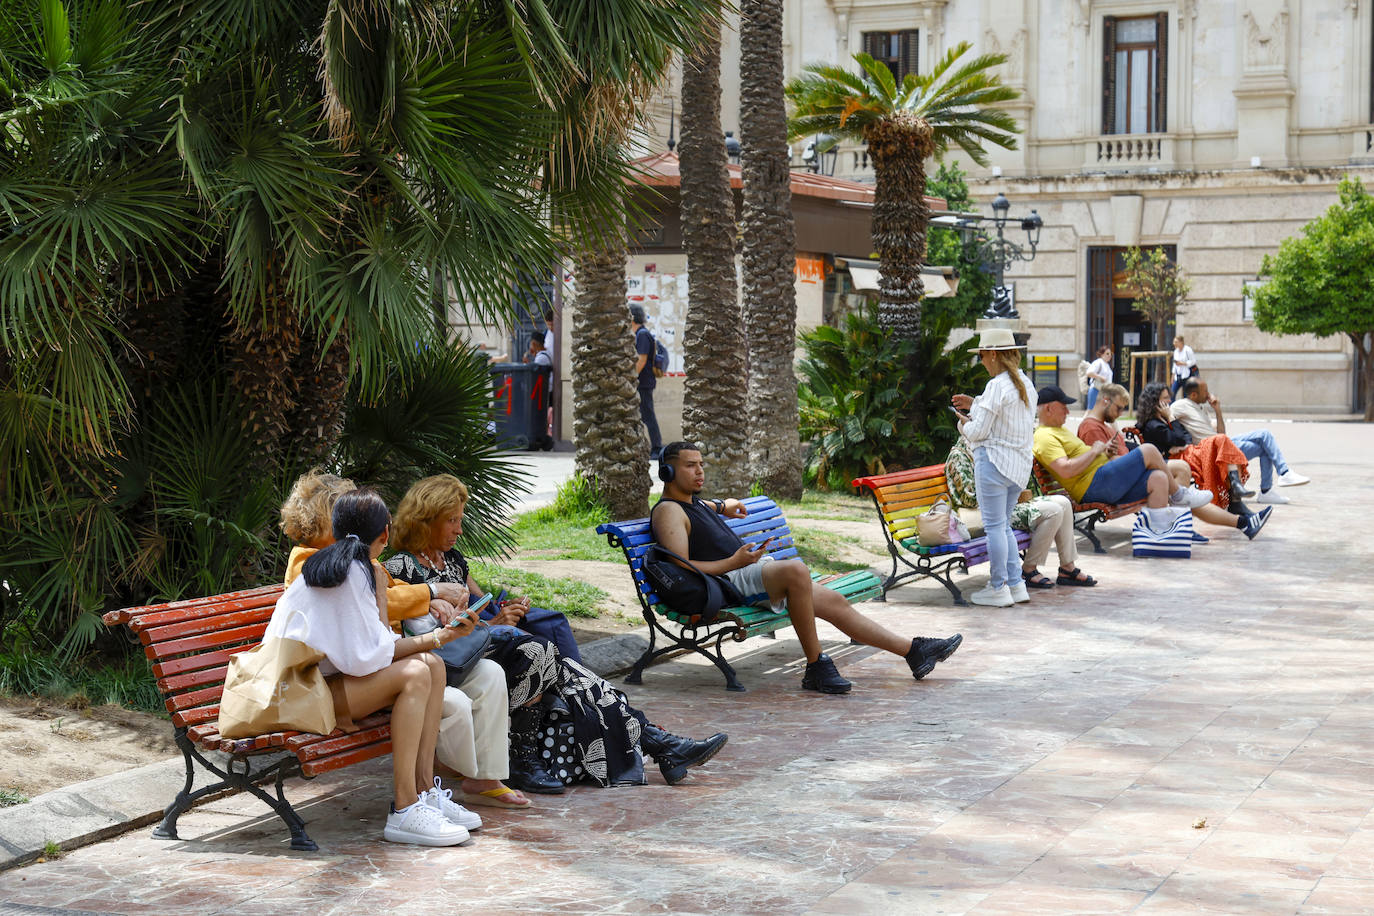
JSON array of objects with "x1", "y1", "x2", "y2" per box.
[{"x1": 932, "y1": 194, "x2": 1043, "y2": 319}]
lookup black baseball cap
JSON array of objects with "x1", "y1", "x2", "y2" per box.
[{"x1": 1037, "y1": 385, "x2": 1077, "y2": 406}]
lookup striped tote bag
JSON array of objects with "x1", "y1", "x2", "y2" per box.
[{"x1": 1131, "y1": 509, "x2": 1195, "y2": 558}]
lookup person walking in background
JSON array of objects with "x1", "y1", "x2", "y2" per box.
[
  {"x1": 1171, "y1": 335, "x2": 1197, "y2": 399},
  {"x1": 1170, "y1": 378, "x2": 1310, "y2": 504},
  {"x1": 1084, "y1": 345, "x2": 1114, "y2": 410},
  {"x1": 630, "y1": 305, "x2": 663, "y2": 460},
  {"x1": 951, "y1": 328, "x2": 1037, "y2": 608}
]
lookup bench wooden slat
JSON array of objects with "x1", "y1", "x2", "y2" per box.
[
  {"x1": 293, "y1": 722, "x2": 392, "y2": 760},
  {"x1": 301, "y1": 740, "x2": 393, "y2": 778},
  {"x1": 152, "y1": 643, "x2": 255, "y2": 680},
  {"x1": 140, "y1": 606, "x2": 277, "y2": 646},
  {"x1": 145, "y1": 622, "x2": 269, "y2": 663},
  {"x1": 119, "y1": 591, "x2": 284, "y2": 634},
  {"x1": 158, "y1": 663, "x2": 230, "y2": 695},
  {"x1": 101, "y1": 584, "x2": 285, "y2": 627}
]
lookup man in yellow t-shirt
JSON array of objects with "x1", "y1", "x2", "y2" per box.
[{"x1": 1032, "y1": 386, "x2": 1211, "y2": 513}]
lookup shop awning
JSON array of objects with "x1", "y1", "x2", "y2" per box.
[{"x1": 839, "y1": 259, "x2": 960, "y2": 298}]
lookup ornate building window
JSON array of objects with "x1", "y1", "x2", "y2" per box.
[
  {"x1": 1102, "y1": 14, "x2": 1168, "y2": 134},
  {"x1": 862, "y1": 30, "x2": 920, "y2": 83}
]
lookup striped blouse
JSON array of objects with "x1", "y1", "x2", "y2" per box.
[{"x1": 960, "y1": 369, "x2": 1036, "y2": 486}]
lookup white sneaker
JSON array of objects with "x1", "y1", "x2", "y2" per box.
[
  {"x1": 1009, "y1": 581, "x2": 1030, "y2": 603},
  {"x1": 969, "y1": 584, "x2": 1014, "y2": 607},
  {"x1": 423, "y1": 778, "x2": 482, "y2": 831},
  {"x1": 1169, "y1": 485, "x2": 1213, "y2": 509},
  {"x1": 1277, "y1": 471, "x2": 1310, "y2": 487},
  {"x1": 1255, "y1": 489, "x2": 1290, "y2": 505},
  {"x1": 384, "y1": 800, "x2": 470, "y2": 846}
]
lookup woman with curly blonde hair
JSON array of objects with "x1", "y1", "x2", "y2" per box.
[
  {"x1": 385, "y1": 474, "x2": 728, "y2": 794},
  {"x1": 279, "y1": 469, "x2": 529, "y2": 811}
]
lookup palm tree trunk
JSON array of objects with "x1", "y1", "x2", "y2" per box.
[
  {"x1": 739, "y1": 0, "x2": 801, "y2": 499},
  {"x1": 865, "y1": 114, "x2": 932, "y2": 345},
  {"x1": 285, "y1": 319, "x2": 351, "y2": 466},
  {"x1": 678, "y1": 27, "x2": 751, "y2": 496},
  {"x1": 225, "y1": 271, "x2": 302, "y2": 471},
  {"x1": 570, "y1": 211, "x2": 651, "y2": 521}
]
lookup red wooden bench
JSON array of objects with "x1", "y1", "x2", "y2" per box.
[
  {"x1": 1031, "y1": 458, "x2": 1147, "y2": 554},
  {"x1": 103, "y1": 586, "x2": 394, "y2": 851},
  {"x1": 852, "y1": 464, "x2": 1032, "y2": 605}
]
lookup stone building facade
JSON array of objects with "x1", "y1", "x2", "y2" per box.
[{"x1": 643, "y1": 0, "x2": 1374, "y2": 412}]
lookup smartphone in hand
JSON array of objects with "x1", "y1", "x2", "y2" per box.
[
  {"x1": 449, "y1": 592, "x2": 493, "y2": 626},
  {"x1": 949, "y1": 406, "x2": 966, "y2": 419}
]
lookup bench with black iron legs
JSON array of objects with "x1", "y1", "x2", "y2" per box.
[
  {"x1": 852, "y1": 464, "x2": 1032, "y2": 605},
  {"x1": 103, "y1": 586, "x2": 396, "y2": 851},
  {"x1": 596, "y1": 495, "x2": 882, "y2": 691},
  {"x1": 1031, "y1": 459, "x2": 1146, "y2": 554}
]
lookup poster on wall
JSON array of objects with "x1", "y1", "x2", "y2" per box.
[{"x1": 625, "y1": 270, "x2": 687, "y2": 374}]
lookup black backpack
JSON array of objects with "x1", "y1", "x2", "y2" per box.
[{"x1": 641, "y1": 545, "x2": 744, "y2": 624}]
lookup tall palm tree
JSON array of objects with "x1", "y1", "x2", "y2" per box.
[
  {"x1": 532, "y1": 0, "x2": 725, "y2": 519},
  {"x1": 738, "y1": 0, "x2": 802, "y2": 498},
  {"x1": 786, "y1": 43, "x2": 1019, "y2": 349},
  {"x1": 678, "y1": 25, "x2": 751, "y2": 496}
]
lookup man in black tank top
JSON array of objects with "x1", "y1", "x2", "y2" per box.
[{"x1": 650, "y1": 442, "x2": 964, "y2": 694}]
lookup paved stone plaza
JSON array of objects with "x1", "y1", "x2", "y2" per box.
[{"x1": 1, "y1": 419, "x2": 1370, "y2": 915}]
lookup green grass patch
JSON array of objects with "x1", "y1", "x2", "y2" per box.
[
  {"x1": 503, "y1": 475, "x2": 620, "y2": 562},
  {"x1": 779, "y1": 488, "x2": 875, "y2": 522},
  {"x1": 0, "y1": 648, "x2": 165, "y2": 715},
  {"x1": 791, "y1": 525, "x2": 873, "y2": 575},
  {"x1": 0, "y1": 788, "x2": 28, "y2": 808},
  {"x1": 469, "y1": 562, "x2": 609, "y2": 619}
]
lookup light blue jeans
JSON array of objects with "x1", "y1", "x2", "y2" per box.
[
  {"x1": 1232, "y1": 429, "x2": 1290, "y2": 491},
  {"x1": 972, "y1": 447, "x2": 1024, "y2": 591}
]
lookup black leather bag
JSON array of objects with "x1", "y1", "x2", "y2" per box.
[
  {"x1": 642, "y1": 545, "x2": 745, "y2": 623},
  {"x1": 403, "y1": 615, "x2": 491, "y2": 686}
]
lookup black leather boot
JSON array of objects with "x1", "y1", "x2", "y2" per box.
[
  {"x1": 1228, "y1": 469, "x2": 1254, "y2": 512},
  {"x1": 507, "y1": 706, "x2": 564, "y2": 795},
  {"x1": 640, "y1": 724, "x2": 728, "y2": 785}
]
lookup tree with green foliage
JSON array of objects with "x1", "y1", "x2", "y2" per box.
[
  {"x1": 924, "y1": 161, "x2": 995, "y2": 330},
  {"x1": 0, "y1": 0, "x2": 720, "y2": 653},
  {"x1": 1122, "y1": 246, "x2": 1190, "y2": 352},
  {"x1": 785, "y1": 43, "x2": 1019, "y2": 354},
  {"x1": 1253, "y1": 176, "x2": 1374, "y2": 421}
]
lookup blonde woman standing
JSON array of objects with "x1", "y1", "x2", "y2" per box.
[{"x1": 951, "y1": 329, "x2": 1037, "y2": 608}]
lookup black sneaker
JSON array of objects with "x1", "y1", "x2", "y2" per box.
[
  {"x1": 906, "y1": 634, "x2": 963, "y2": 680},
  {"x1": 1241, "y1": 506, "x2": 1273, "y2": 540},
  {"x1": 801, "y1": 653, "x2": 852, "y2": 694}
]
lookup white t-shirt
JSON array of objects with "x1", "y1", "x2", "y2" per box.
[
  {"x1": 1088, "y1": 358, "x2": 1113, "y2": 389},
  {"x1": 1172, "y1": 345, "x2": 1196, "y2": 379},
  {"x1": 267, "y1": 562, "x2": 398, "y2": 678},
  {"x1": 544, "y1": 328, "x2": 555, "y2": 362}
]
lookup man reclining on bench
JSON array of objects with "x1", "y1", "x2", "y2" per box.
[
  {"x1": 1032, "y1": 386, "x2": 1267, "y2": 538},
  {"x1": 649, "y1": 441, "x2": 963, "y2": 695}
]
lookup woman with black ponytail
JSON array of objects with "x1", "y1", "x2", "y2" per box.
[{"x1": 268, "y1": 489, "x2": 482, "y2": 847}]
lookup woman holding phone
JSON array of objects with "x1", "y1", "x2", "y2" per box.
[
  {"x1": 267, "y1": 489, "x2": 479, "y2": 845},
  {"x1": 386, "y1": 475, "x2": 729, "y2": 794},
  {"x1": 950, "y1": 328, "x2": 1037, "y2": 608}
]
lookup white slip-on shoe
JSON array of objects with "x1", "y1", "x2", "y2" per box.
[
  {"x1": 384, "y1": 800, "x2": 470, "y2": 847},
  {"x1": 1255, "y1": 489, "x2": 1289, "y2": 505},
  {"x1": 1169, "y1": 486, "x2": 1213, "y2": 509},
  {"x1": 423, "y1": 778, "x2": 482, "y2": 831},
  {"x1": 1009, "y1": 581, "x2": 1030, "y2": 603},
  {"x1": 969, "y1": 584, "x2": 1013, "y2": 608},
  {"x1": 1277, "y1": 471, "x2": 1310, "y2": 487}
]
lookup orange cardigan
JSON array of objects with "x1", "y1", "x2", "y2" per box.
[{"x1": 284, "y1": 546, "x2": 431, "y2": 628}]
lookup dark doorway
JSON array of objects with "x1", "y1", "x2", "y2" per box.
[{"x1": 1087, "y1": 245, "x2": 1177, "y2": 391}]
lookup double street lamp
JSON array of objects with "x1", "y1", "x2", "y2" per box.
[{"x1": 931, "y1": 193, "x2": 1043, "y2": 319}]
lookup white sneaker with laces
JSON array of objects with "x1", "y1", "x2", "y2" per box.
[
  {"x1": 384, "y1": 800, "x2": 470, "y2": 847},
  {"x1": 423, "y1": 778, "x2": 482, "y2": 831},
  {"x1": 1009, "y1": 581, "x2": 1030, "y2": 604},
  {"x1": 969, "y1": 584, "x2": 1013, "y2": 607},
  {"x1": 1277, "y1": 471, "x2": 1310, "y2": 487},
  {"x1": 1256, "y1": 489, "x2": 1289, "y2": 505},
  {"x1": 1169, "y1": 485, "x2": 1213, "y2": 509}
]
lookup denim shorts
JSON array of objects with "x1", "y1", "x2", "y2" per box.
[{"x1": 1082, "y1": 447, "x2": 1152, "y2": 504}]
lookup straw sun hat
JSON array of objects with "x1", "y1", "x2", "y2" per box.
[{"x1": 975, "y1": 328, "x2": 1023, "y2": 351}]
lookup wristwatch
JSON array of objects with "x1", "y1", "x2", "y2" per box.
[
  {"x1": 427, "y1": 582, "x2": 438, "y2": 599},
  {"x1": 711, "y1": 498, "x2": 725, "y2": 513}
]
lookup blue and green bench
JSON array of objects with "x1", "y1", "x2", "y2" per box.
[{"x1": 597, "y1": 495, "x2": 882, "y2": 691}]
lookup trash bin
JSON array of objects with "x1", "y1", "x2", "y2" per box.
[{"x1": 489, "y1": 362, "x2": 553, "y2": 451}]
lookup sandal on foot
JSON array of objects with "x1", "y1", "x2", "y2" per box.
[
  {"x1": 463, "y1": 785, "x2": 532, "y2": 809},
  {"x1": 1023, "y1": 569, "x2": 1056, "y2": 589},
  {"x1": 1056, "y1": 567, "x2": 1097, "y2": 587}
]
